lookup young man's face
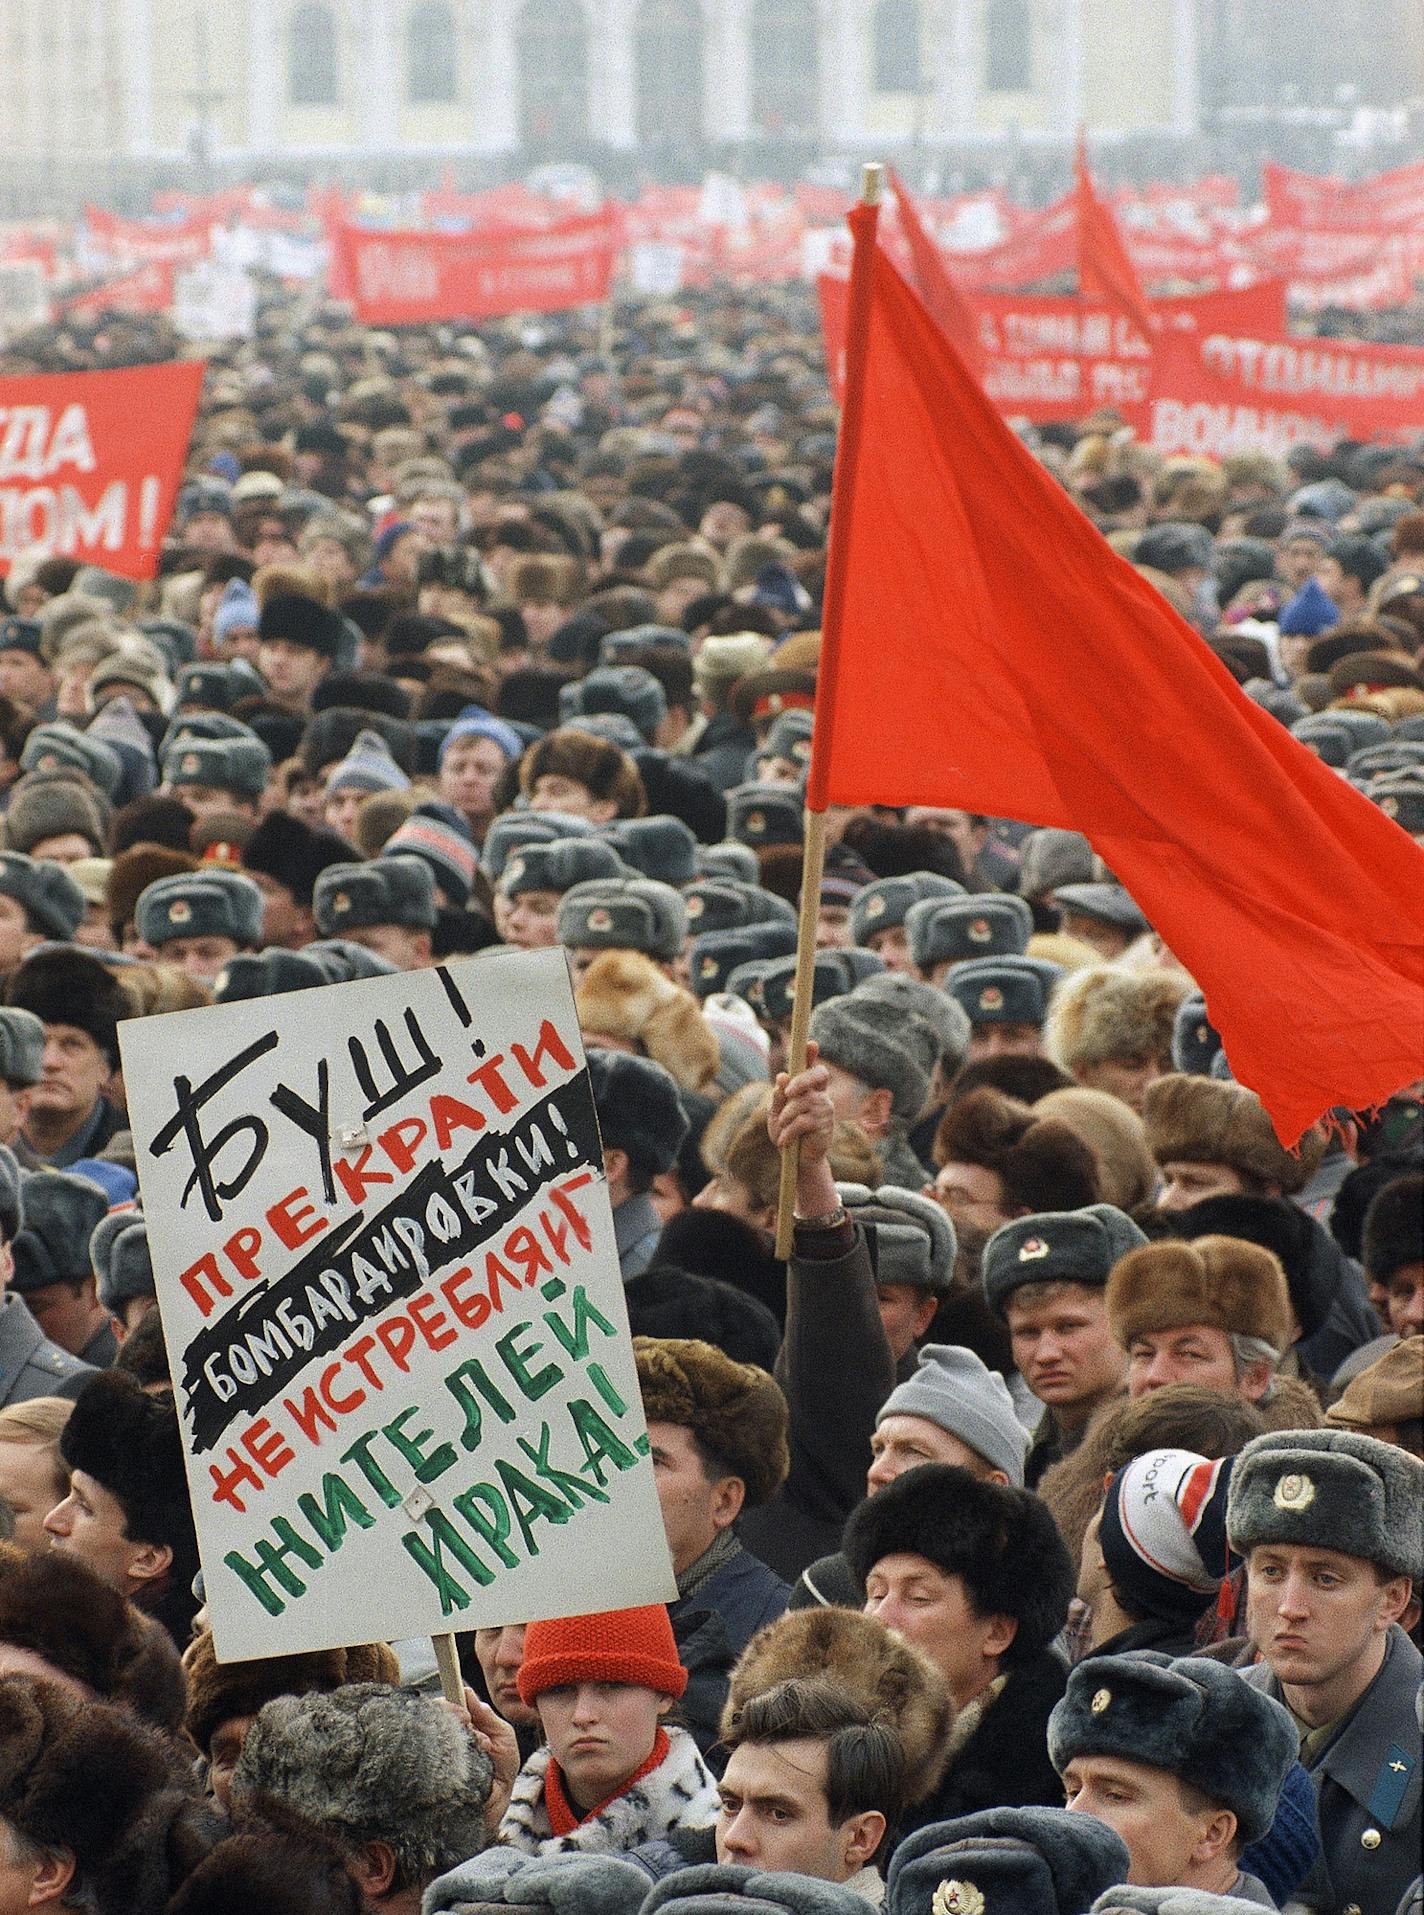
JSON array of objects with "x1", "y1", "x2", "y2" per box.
[
  {"x1": 258, "y1": 638, "x2": 329, "y2": 707},
  {"x1": 440, "y1": 738, "x2": 508, "y2": 825},
  {"x1": 249, "y1": 872, "x2": 313, "y2": 951},
  {"x1": 1245, "y1": 1544, "x2": 1411, "y2": 1704},
  {"x1": 931, "y1": 1159, "x2": 1013, "y2": 1234},
  {"x1": 1385, "y1": 1260, "x2": 1424, "y2": 1337},
  {"x1": 172, "y1": 782, "x2": 255, "y2": 823},
  {"x1": 528, "y1": 772, "x2": 616, "y2": 824},
  {"x1": 0, "y1": 650, "x2": 53, "y2": 711},
  {"x1": 866, "y1": 923, "x2": 913, "y2": 973},
  {"x1": 1006, "y1": 1283, "x2": 1125, "y2": 1418},
  {"x1": 874, "y1": 1282, "x2": 937, "y2": 1363},
  {"x1": 647, "y1": 1418, "x2": 737, "y2": 1576},
  {"x1": 43, "y1": 1467, "x2": 162, "y2": 1596},
  {"x1": 342, "y1": 923, "x2": 431, "y2": 971},
  {"x1": 1063, "y1": 1755, "x2": 1228, "y2": 1887},
  {"x1": 1073, "y1": 1052, "x2": 1164, "y2": 1115},
  {"x1": 155, "y1": 934, "x2": 243, "y2": 983},
  {"x1": 473, "y1": 1623, "x2": 539, "y2": 1731},
  {"x1": 503, "y1": 889, "x2": 562, "y2": 950},
  {"x1": 31, "y1": 1025, "x2": 111, "y2": 1126},
  {"x1": 966, "y1": 1020, "x2": 1042, "y2": 1061},
  {"x1": 718, "y1": 1738, "x2": 875, "y2": 1881}
]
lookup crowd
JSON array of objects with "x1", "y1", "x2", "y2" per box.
[{"x1": 0, "y1": 276, "x2": 1418, "y2": 1915}]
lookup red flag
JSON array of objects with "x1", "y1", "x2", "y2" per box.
[
  {"x1": 806, "y1": 202, "x2": 1424, "y2": 1144},
  {"x1": 887, "y1": 169, "x2": 982, "y2": 373},
  {"x1": 1074, "y1": 137, "x2": 1155, "y2": 340}
]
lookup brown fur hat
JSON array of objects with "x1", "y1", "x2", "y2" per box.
[
  {"x1": 105, "y1": 844, "x2": 199, "y2": 940},
  {"x1": 634, "y1": 1336, "x2": 788, "y2": 1505},
  {"x1": 722, "y1": 1607, "x2": 953, "y2": 1806},
  {"x1": 1143, "y1": 1074, "x2": 1326, "y2": 1195},
  {"x1": 1106, "y1": 1235, "x2": 1294, "y2": 1352},
  {"x1": 575, "y1": 950, "x2": 720, "y2": 1095},
  {"x1": 932, "y1": 1088, "x2": 1100, "y2": 1213},
  {"x1": 182, "y1": 1627, "x2": 401, "y2": 1755},
  {"x1": 1046, "y1": 966, "x2": 1189, "y2": 1073},
  {"x1": 518, "y1": 727, "x2": 646, "y2": 818}
]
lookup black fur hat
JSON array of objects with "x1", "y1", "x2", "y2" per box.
[
  {"x1": 625, "y1": 1268, "x2": 780, "y2": 1372},
  {"x1": 59, "y1": 1371, "x2": 190, "y2": 1554},
  {"x1": 843, "y1": 1465, "x2": 1073, "y2": 1666},
  {"x1": 1362, "y1": 1171, "x2": 1424, "y2": 1284},
  {"x1": 4, "y1": 947, "x2": 127, "y2": 1069}
]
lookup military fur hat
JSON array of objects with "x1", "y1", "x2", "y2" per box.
[
  {"x1": 305, "y1": 939, "x2": 398, "y2": 982},
  {"x1": 948, "y1": 958, "x2": 1050, "y2": 1028},
  {"x1": 1142, "y1": 1075, "x2": 1325, "y2": 1195},
  {"x1": 889, "y1": 1808, "x2": 1129, "y2": 1915},
  {"x1": 907, "y1": 894, "x2": 1033, "y2": 973},
  {"x1": 697, "y1": 841, "x2": 760, "y2": 885},
  {"x1": 843, "y1": 1465, "x2": 1074, "y2": 1665},
  {"x1": 4, "y1": 947, "x2": 127, "y2": 1069},
  {"x1": 575, "y1": 951, "x2": 719, "y2": 1096},
  {"x1": 644, "y1": 1862, "x2": 865, "y2": 1915},
  {"x1": 562, "y1": 665, "x2": 668, "y2": 743},
  {"x1": 557, "y1": 876, "x2": 686, "y2": 962},
  {"x1": 723, "y1": 1608, "x2": 954, "y2": 1806},
  {"x1": 1106, "y1": 1235, "x2": 1293, "y2": 1353},
  {"x1": 1171, "y1": 992, "x2": 1222, "y2": 1076},
  {"x1": 426, "y1": 1847, "x2": 653, "y2": 1915},
  {"x1": 1373, "y1": 773, "x2": 1424, "y2": 835},
  {"x1": 755, "y1": 949, "x2": 884, "y2": 1026},
  {"x1": 0, "y1": 1008, "x2": 45, "y2": 1088},
  {"x1": 1226, "y1": 1428, "x2": 1423, "y2": 1579},
  {"x1": 691, "y1": 924, "x2": 799, "y2": 999},
  {"x1": 93, "y1": 1215, "x2": 153, "y2": 1314},
  {"x1": 725, "y1": 782, "x2": 804, "y2": 849},
  {"x1": 1051, "y1": 1655, "x2": 1296, "y2": 1845},
  {"x1": 855, "y1": 972, "x2": 972, "y2": 1075},
  {"x1": 810, "y1": 990, "x2": 937, "y2": 1120},
  {"x1": 1053, "y1": 883, "x2": 1150, "y2": 936},
  {"x1": 135, "y1": 870, "x2": 264, "y2": 948},
  {"x1": 983, "y1": 1205, "x2": 1148, "y2": 1319},
  {"x1": 1017, "y1": 829, "x2": 1098, "y2": 901},
  {"x1": 635, "y1": 1336, "x2": 788, "y2": 1504},
  {"x1": 313, "y1": 855, "x2": 437, "y2": 935},
  {"x1": 683, "y1": 880, "x2": 797, "y2": 939},
  {"x1": 1361, "y1": 1171, "x2": 1424, "y2": 1283},
  {"x1": 585, "y1": 1049, "x2": 689, "y2": 1177},
  {"x1": 214, "y1": 948, "x2": 332, "y2": 1003},
  {"x1": 163, "y1": 732, "x2": 271, "y2": 800},
  {"x1": 1094, "y1": 1888, "x2": 1278, "y2": 1915},
  {"x1": 184, "y1": 1626, "x2": 401, "y2": 1755},
  {"x1": 481, "y1": 810, "x2": 594, "y2": 881},
  {"x1": 0, "y1": 852, "x2": 85, "y2": 942},
  {"x1": 20, "y1": 721, "x2": 122, "y2": 798},
  {"x1": 500, "y1": 838, "x2": 626, "y2": 900},
  {"x1": 1046, "y1": 968, "x2": 1189, "y2": 1073},
  {"x1": 840, "y1": 1184, "x2": 956, "y2": 1295},
  {"x1": 600, "y1": 814, "x2": 698, "y2": 887},
  {"x1": 11, "y1": 1170, "x2": 109, "y2": 1291},
  {"x1": 849, "y1": 873, "x2": 964, "y2": 947},
  {"x1": 3, "y1": 774, "x2": 108, "y2": 861}
]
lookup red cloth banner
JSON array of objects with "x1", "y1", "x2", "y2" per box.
[
  {"x1": 948, "y1": 194, "x2": 1076, "y2": 290},
  {"x1": 332, "y1": 212, "x2": 618, "y2": 324},
  {"x1": 1263, "y1": 158, "x2": 1424, "y2": 233},
  {"x1": 0, "y1": 361, "x2": 205, "y2": 581},
  {"x1": 60, "y1": 261, "x2": 175, "y2": 317},
  {"x1": 83, "y1": 207, "x2": 212, "y2": 266},
  {"x1": 888, "y1": 171, "x2": 983, "y2": 374},
  {"x1": 1149, "y1": 330, "x2": 1424, "y2": 455},
  {"x1": 807, "y1": 206, "x2": 1424, "y2": 1143}
]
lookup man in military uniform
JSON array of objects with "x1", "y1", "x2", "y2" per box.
[
  {"x1": 0, "y1": 1143, "x2": 92, "y2": 1405},
  {"x1": 1228, "y1": 1429, "x2": 1422, "y2": 1915}
]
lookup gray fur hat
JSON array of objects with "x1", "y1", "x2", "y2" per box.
[
  {"x1": 810, "y1": 989, "x2": 938, "y2": 1119},
  {"x1": 482, "y1": 810, "x2": 593, "y2": 881},
  {"x1": 690, "y1": 924, "x2": 799, "y2": 1000},
  {"x1": 1054, "y1": 884, "x2": 1150, "y2": 936},
  {"x1": 1048, "y1": 1654, "x2": 1298, "y2": 1843},
  {"x1": 948, "y1": 958, "x2": 1051, "y2": 1028},
  {"x1": 11, "y1": 1170, "x2": 109, "y2": 1291},
  {"x1": 758, "y1": 949, "x2": 885, "y2": 1026},
  {"x1": 232, "y1": 1682, "x2": 493, "y2": 1890},
  {"x1": 683, "y1": 880, "x2": 796, "y2": 939},
  {"x1": 759, "y1": 709, "x2": 815, "y2": 766},
  {"x1": 163, "y1": 731, "x2": 272, "y2": 800},
  {"x1": 696, "y1": 842, "x2": 760, "y2": 885},
  {"x1": 602, "y1": 814, "x2": 698, "y2": 886},
  {"x1": 1093, "y1": 1889, "x2": 1277, "y2": 1915},
  {"x1": 1017, "y1": 828, "x2": 1097, "y2": 902},
  {"x1": 563, "y1": 710, "x2": 646, "y2": 753},
  {"x1": 562, "y1": 665, "x2": 668, "y2": 744},
  {"x1": 2, "y1": 778, "x2": 108, "y2": 861},
  {"x1": 0, "y1": 1145, "x2": 22, "y2": 1244},
  {"x1": 313, "y1": 856, "x2": 437, "y2": 935},
  {"x1": 585, "y1": 1049, "x2": 689, "y2": 1177},
  {"x1": 841, "y1": 1184, "x2": 956, "y2": 1295},
  {"x1": 853, "y1": 972, "x2": 972, "y2": 1075},
  {"x1": 94, "y1": 1216, "x2": 153, "y2": 1314},
  {"x1": 725, "y1": 782, "x2": 804, "y2": 849},
  {"x1": 850, "y1": 872, "x2": 964, "y2": 947},
  {"x1": 135, "y1": 870, "x2": 264, "y2": 948},
  {"x1": 1171, "y1": 992, "x2": 1222, "y2": 1075},
  {"x1": 907, "y1": 894, "x2": 1033, "y2": 973},
  {"x1": 557, "y1": 877, "x2": 686, "y2": 962},
  {"x1": 500, "y1": 839, "x2": 627, "y2": 900},
  {"x1": 0, "y1": 850, "x2": 89, "y2": 945},
  {"x1": 426, "y1": 1847, "x2": 651, "y2": 1915},
  {"x1": 1226, "y1": 1428, "x2": 1423, "y2": 1580},
  {"x1": 645, "y1": 1863, "x2": 868, "y2": 1915},
  {"x1": 304, "y1": 939, "x2": 399, "y2": 982},
  {"x1": 20, "y1": 723, "x2": 122, "y2": 798},
  {"x1": 889, "y1": 1807, "x2": 1129, "y2": 1915},
  {"x1": 982, "y1": 1206, "x2": 1149, "y2": 1319},
  {"x1": 214, "y1": 948, "x2": 332, "y2": 1002},
  {"x1": 0, "y1": 1008, "x2": 44, "y2": 1089}
]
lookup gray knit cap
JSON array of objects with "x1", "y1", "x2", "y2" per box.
[
  {"x1": 878, "y1": 1343, "x2": 1030, "y2": 1484},
  {"x1": 810, "y1": 990, "x2": 938, "y2": 1119}
]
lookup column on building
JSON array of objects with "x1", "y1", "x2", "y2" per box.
[
  {"x1": 591, "y1": 0, "x2": 638, "y2": 149},
  {"x1": 702, "y1": 0, "x2": 751, "y2": 146},
  {"x1": 941, "y1": 0, "x2": 976, "y2": 137},
  {"x1": 120, "y1": 0, "x2": 155, "y2": 156},
  {"x1": 247, "y1": 0, "x2": 281, "y2": 154},
  {"x1": 1170, "y1": 0, "x2": 1200, "y2": 134},
  {"x1": 470, "y1": 0, "x2": 520, "y2": 153},
  {"x1": 362, "y1": 0, "x2": 402, "y2": 147},
  {"x1": 818, "y1": 0, "x2": 865, "y2": 146}
]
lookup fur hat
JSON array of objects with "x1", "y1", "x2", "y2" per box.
[
  {"x1": 697, "y1": 842, "x2": 760, "y2": 886},
  {"x1": 1032, "y1": 1087, "x2": 1156, "y2": 1213},
  {"x1": 840, "y1": 1184, "x2": 956, "y2": 1295},
  {"x1": 644, "y1": 1863, "x2": 865, "y2": 1915},
  {"x1": 10, "y1": 1169, "x2": 109, "y2": 1292},
  {"x1": 726, "y1": 782, "x2": 804, "y2": 850},
  {"x1": 558, "y1": 876, "x2": 687, "y2": 962},
  {"x1": 563, "y1": 666, "x2": 668, "y2": 744},
  {"x1": 162, "y1": 1827, "x2": 365, "y2": 1915},
  {"x1": 889, "y1": 1808, "x2": 1129, "y2": 1915},
  {"x1": 1361, "y1": 1171, "x2": 1424, "y2": 1283},
  {"x1": 258, "y1": 591, "x2": 345, "y2": 658},
  {"x1": 626, "y1": 1270, "x2": 781, "y2": 1373},
  {"x1": 723, "y1": 1609, "x2": 953, "y2": 1807},
  {"x1": 0, "y1": 852, "x2": 83, "y2": 949},
  {"x1": 4, "y1": 772, "x2": 108, "y2": 860},
  {"x1": 183, "y1": 1627, "x2": 401, "y2": 1754},
  {"x1": 164, "y1": 733, "x2": 271, "y2": 800},
  {"x1": 682, "y1": 880, "x2": 795, "y2": 939},
  {"x1": 849, "y1": 873, "x2": 964, "y2": 946},
  {"x1": 1046, "y1": 968, "x2": 1188, "y2": 1074},
  {"x1": 135, "y1": 870, "x2": 264, "y2": 948},
  {"x1": 105, "y1": 844, "x2": 198, "y2": 935},
  {"x1": 313, "y1": 855, "x2": 437, "y2": 934},
  {"x1": 1142, "y1": 1076, "x2": 1325, "y2": 1195},
  {"x1": 519, "y1": 1605, "x2": 686, "y2": 1704},
  {"x1": 843, "y1": 1465, "x2": 1074, "y2": 1666},
  {"x1": 1106, "y1": 1235, "x2": 1293, "y2": 1353},
  {"x1": 482, "y1": 810, "x2": 594, "y2": 881},
  {"x1": 1053, "y1": 884, "x2": 1149, "y2": 937},
  {"x1": 0, "y1": 1008, "x2": 44, "y2": 1089},
  {"x1": 0, "y1": 1547, "x2": 147, "y2": 1705},
  {"x1": 576, "y1": 952, "x2": 720, "y2": 1096},
  {"x1": 853, "y1": 973, "x2": 973, "y2": 1076},
  {"x1": 1048, "y1": 1654, "x2": 1297, "y2": 1843},
  {"x1": 59, "y1": 1371, "x2": 189, "y2": 1552},
  {"x1": 1169, "y1": 1195, "x2": 1335, "y2": 1342},
  {"x1": 907, "y1": 895, "x2": 1032, "y2": 972},
  {"x1": 20, "y1": 722, "x2": 122, "y2": 798},
  {"x1": 501, "y1": 839, "x2": 627, "y2": 900},
  {"x1": 1171, "y1": 992, "x2": 1223, "y2": 1076},
  {"x1": 240, "y1": 811, "x2": 350, "y2": 906},
  {"x1": 1017, "y1": 829, "x2": 1097, "y2": 901},
  {"x1": 691, "y1": 925, "x2": 800, "y2": 999},
  {"x1": 519, "y1": 729, "x2": 645, "y2": 818},
  {"x1": 425, "y1": 1847, "x2": 652, "y2": 1915},
  {"x1": 1226, "y1": 1428, "x2": 1423, "y2": 1579},
  {"x1": 932, "y1": 1090, "x2": 1102, "y2": 1218},
  {"x1": 983, "y1": 1205, "x2": 1148, "y2": 1319},
  {"x1": 602, "y1": 814, "x2": 698, "y2": 887},
  {"x1": 5, "y1": 947, "x2": 127, "y2": 1068},
  {"x1": 810, "y1": 991, "x2": 937, "y2": 1120},
  {"x1": 585, "y1": 1049, "x2": 689, "y2": 1177},
  {"x1": 214, "y1": 948, "x2": 332, "y2": 1003},
  {"x1": 635, "y1": 1336, "x2": 788, "y2": 1504},
  {"x1": 1094, "y1": 1891, "x2": 1284, "y2": 1915},
  {"x1": 94, "y1": 1216, "x2": 154, "y2": 1314}
]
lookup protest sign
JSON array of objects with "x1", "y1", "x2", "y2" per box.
[
  {"x1": 173, "y1": 261, "x2": 258, "y2": 340},
  {"x1": 0, "y1": 361, "x2": 205, "y2": 581},
  {"x1": 332, "y1": 211, "x2": 618, "y2": 325},
  {"x1": 121, "y1": 949, "x2": 675, "y2": 1662}
]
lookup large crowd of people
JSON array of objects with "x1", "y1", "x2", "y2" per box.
[{"x1": 0, "y1": 272, "x2": 1417, "y2": 1915}]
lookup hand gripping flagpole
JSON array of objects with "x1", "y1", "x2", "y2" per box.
[{"x1": 773, "y1": 162, "x2": 884, "y2": 1259}]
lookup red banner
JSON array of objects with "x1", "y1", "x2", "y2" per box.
[
  {"x1": 84, "y1": 207, "x2": 212, "y2": 266},
  {"x1": 332, "y1": 212, "x2": 618, "y2": 324},
  {"x1": 1148, "y1": 330, "x2": 1424, "y2": 456},
  {"x1": 0, "y1": 362, "x2": 205, "y2": 581},
  {"x1": 947, "y1": 194, "x2": 1076, "y2": 290},
  {"x1": 1264, "y1": 158, "x2": 1424, "y2": 233},
  {"x1": 60, "y1": 261, "x2": 174, "y2": 317}
]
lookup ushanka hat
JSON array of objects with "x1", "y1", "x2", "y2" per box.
[
  {"x1": 313, "y1": 856, "x2": 437, "y2": 934},
  {"x1": 134, "y1": 870, "x2": 263, "y2": 948},
  {"x1": 1226, "y1": 1428, "x2": 1423, "y2": 1581},
  {"x1": 889, "y1": 1808, "x2": 1129, "y2": 1915}
]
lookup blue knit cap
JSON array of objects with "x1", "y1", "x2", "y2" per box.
[
  {"x1": 1278, "y1": 578, "x2": 1339, "y2": 637},
  {"x1": 439, "y1": 708, "x2": 523, "y2": 766}
]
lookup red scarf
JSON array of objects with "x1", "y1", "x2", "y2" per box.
[{"x1": 544, "y1": 1726, "x2": 671, "y2": 1836}]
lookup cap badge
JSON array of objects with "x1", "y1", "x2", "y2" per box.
[
  {"x1": 167, "y1": 899, "x2": 192, "y2": 925},
  {"x1": 968, "y1": 916, "x2": 992, "y2": 942},
  {"x1": 1017, "y1": 1237, "x2": 1050, "y2": 1262},
  {"x1": 933, "y1": 1883, "x2": 984, "y2": 1915},
  {"x1": 865, "y1": 894, "x2": 886, "y2": 919},
  {"x1": 978, "y1": 986, "x2": 1004, "y2": 1012},
  {"x1": 700, "y1": 956, "x2": 719, "y2": 979},
  {"x1": 332, "y1": 891, "x2": 351, "y2": 915},
  {"x1": 180, "y1": 752, "x2": 202, "y2": 776},
  {"x1": 587, "y1": 907, "x2": 613, "y2": 933},
  {"x1": 1091, "y1": 1687, "x2": 1112, "y2": 1715},
  {"x1": 685, "y1": 895, "x2": 703, "y2": 918},
  {"x1": 1380, "y1": 796, "x2": 1398, "y2": 817},
  {"x1": 745, "y1": 810, "x2": 765, "y2": 835},
  {"x1": 1273, "y1": 1471, "x2": 1316, "y2": 1512}
]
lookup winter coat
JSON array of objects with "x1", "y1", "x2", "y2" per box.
[
  {"x1": 671, "y1": 1544, "x2": 789, "y2": 1664},
  {"x1": 690, "y1": 713, "x2": 756, "y2": 794},
  {"x1": 901, "y1": 1649, "x2": 1069, "y2": 1832},
  {"x1": 499, "y1": 1724, "x2": 719, "y2": 1856}
]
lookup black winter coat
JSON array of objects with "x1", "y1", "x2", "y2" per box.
[{"x1": 902, "y1": 1649, "x2": 1068, "y2": 1831}]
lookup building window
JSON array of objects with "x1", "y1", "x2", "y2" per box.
[
  {"x1": 517, "y1": 0, "x2": 589, "y2": 144},
  {"x1": 751, "y1": 0, "x2": 818, "y2": 136},
  {"x1": 289, "y1": 0, "x2": 339, "y2": 104},
  {"x1": 984, "y1": 0, "x2": 1031, "y2": 91},
  {"x1": 407, "y1": 0, "x2": 457, "y2": 101},
  {"x1": 873, "y1": 0, "x2": 920, "y2": 91}
]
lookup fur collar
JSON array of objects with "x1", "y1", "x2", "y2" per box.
[{"x1": 499, "y1": 1724, "x2": 719, "y2": 1856}]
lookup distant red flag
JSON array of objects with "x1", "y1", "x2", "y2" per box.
[
  {"x1": 887, "y1": 169, "x2": 982, "y2": 373},
  {"x1": 1074, "y1": 135, "x2": 1156, "y2": 340},
  {"x1": 806, "y1": 201, "x2": 1424, "y2": 1145}
]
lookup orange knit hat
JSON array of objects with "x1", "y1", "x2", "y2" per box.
[{"x1": 517, "y1": 1604, "x2": 687, "y2": 1705}]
